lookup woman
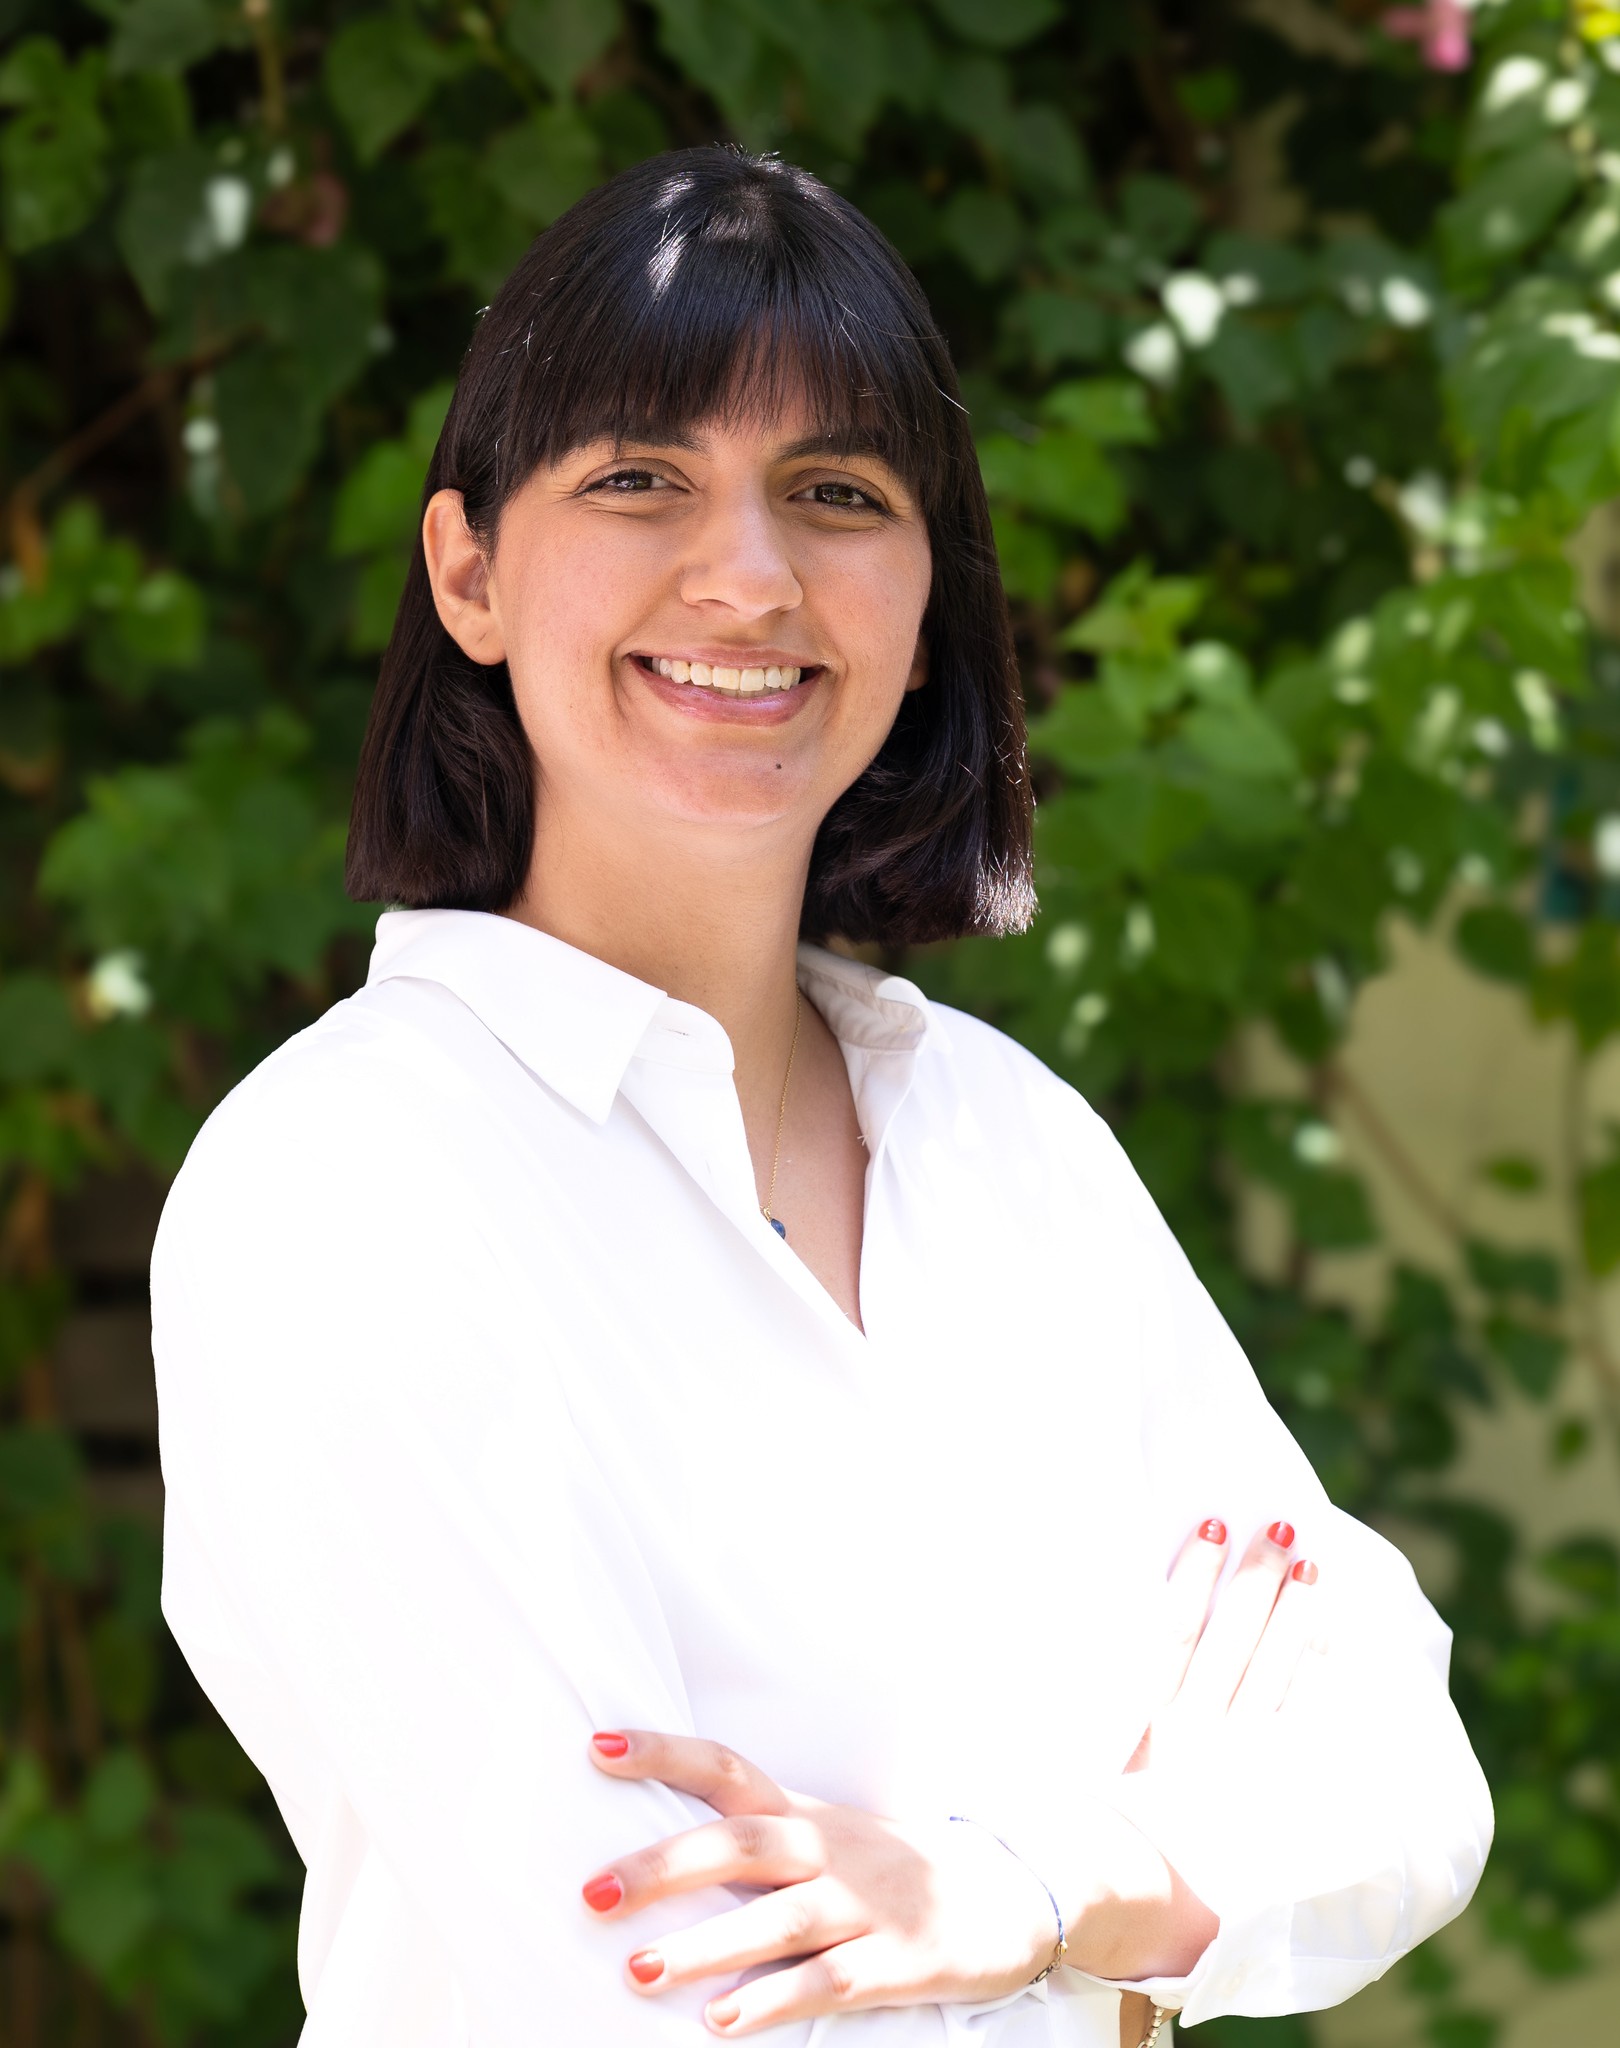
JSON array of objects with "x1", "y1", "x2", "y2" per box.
[{"x1": 151, "y1": 147, "x2": 1492, "y2": 2046}]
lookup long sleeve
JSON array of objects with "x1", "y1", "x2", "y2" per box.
[
  {"x1": 1041, "y1": 1097, "x2": 1494, "y2": 2024},
  {"x1": 152, "y1": 1046, "x2": 745, "y2": 2045}
]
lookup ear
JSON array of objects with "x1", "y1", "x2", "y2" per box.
[
  {"x1": 904, "y1": 628, "x2": 929, "y2": 694},
  {"x1": 422, "y1": 488, "x2": 507, "y2": 666}
]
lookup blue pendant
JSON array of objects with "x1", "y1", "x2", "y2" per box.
[{"x1": 770, "y1": 1216, "x2": 787, "y2": 1240}]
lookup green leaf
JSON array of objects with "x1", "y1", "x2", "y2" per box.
[
  {"x1": 1119, "y1": 173, "x2": 1200, "y2": 258},
  {"x1": 1082, "y1": 774, "x2": 1209, "y2": 876},
  {"x1": 1482, "y1": 1154, "x2": 1543, "y2": 1194},
  {"x1": 1203, "y1": 319, "x2": 1295, "y2": 425},
  {"x1": 114, "y1": 142, "x2": 214, "y2": 311},
  {"x1": 108, "y1": 0, "x2": 229, "y2": 76},
  {"x1": 998, "y1": 102, "x2": 1087, "y2": 199},
  {"x1": 1580, "y1": 1155, "x2": 1620, "y2": 1276},
  {"x1": 1060, "y1": 563, "x2": 1205, "y2": 657},
  {"x1": 1293, "y1": 1168, "x2": 1377, "y2": 1251},
  {"x1": 928, "y1": 0, "x2": 1060, "y2": 50},
  {"x1": 330, "y1": 382, "x2": 453, "y2": 557},
  {"x1": 1040, "y1": 377, "x2": 1155, "y2": 444},
  {"x1": 1456, "y1": 905, "x2": 1535, "y2": 984},
  {"x1": 988, "y1": 507, "x2": 1060, "y2": 602},
  {"x1": 484, "y1": 107, "x2": 602, "y2": 226},
  {"x1": 83, "y1": 1749, "x2": 155, "y2": 1844},
  {"x1": 324, "y1": 18, "x2": 456, "y2": 164},
  {"x1": 0, "y1": 39, "x2": 109, "y2": 253},
  {"x1": 1180, "y1": 698, "x2": 1298, "y2": 779},
  {"x1": 1440, "y1": 140, "x2": 1581, "y2": 280},
  {"x1": 1466, "y1": 1237, "x2": 1562, "y2": 1306},
  {"x1": 505, "y1": 0, "x2": 621, "y2": 94},
  {"x1": 214, "y1": 349, "x2": 323, "y2": 518},
  {"x1": 0, "y1": 976, "x2": 78, "y2": 1084},
  {"x1": 1027, "y1": 687, "x2": 1137, "y2": 773},
  {"x1": 1539, "y1": 1535, "x2": 1620, "y2": 1606},
  {"x1": 976, "y1": 429, "x2": 1125, "y2": 535},
  {"x1": 1531, "y1": 921, "x2": 1620, "y2": 1049},
  {"x1": 1012, "y1": 290, "x2": 1108, "y2": 370},
  {"x1": 942, "y1": 188, "x2": 1023, "y2": 281},
  {"x1": 1146, "y1": 870, "x2": 1254, "y2": 1000},
  {"x1": 1484, "y1": 1314, "x2": 1565, "y2": 1400}
]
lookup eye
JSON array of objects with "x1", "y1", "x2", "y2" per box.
[
  {"x1": 584, "y1": 467, "x2": 670, "y2": 495},
  {"x1": 802, "y1": 479, "x2": 886, "y2": 513}
]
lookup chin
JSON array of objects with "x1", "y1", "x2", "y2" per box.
[{"x1": 650, "y1": 757, "x2": 825, "y2": 832}]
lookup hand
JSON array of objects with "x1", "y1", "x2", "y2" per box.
[
  {"x1": 580, "y1": 1730, "x2": 1063, "y2": 2035},
  {"x1": 1127, "y1": 1515, "x2": 1322, "y2": 1776}
]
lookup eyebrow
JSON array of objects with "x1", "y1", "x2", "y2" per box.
[{"x1": 569, "y1": 426, "x2": 900, "y2": 470}]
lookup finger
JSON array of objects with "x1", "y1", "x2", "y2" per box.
[
  {"x1": 582, "y1": 1813, "x2": 826, "y2": 1916},
  {"x1": 704, "y1": 1935, "x2": 894, "y2": 2034},
  {"x1": 1156, "y1": 1517, "x2": 1230, "y2": 1704},
  {"x1": 1228, "y1": 1558, "x2": 1319, "y2": 1720},
  {"x1": 1170, "y1": 1518, "x2": 1295, "y2": 1717},
  {"x1": 589, "y1": 1731, "x2": 789, "y2": 1818},
  {"x1": 624, "y1": 1876, "x2": 864, "y2": 1994}
]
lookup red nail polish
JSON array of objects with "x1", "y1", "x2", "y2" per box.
[
  {"x1": 1198, "y1": 1518, "x2": 1227, "y2": 1544},
  {"x1": 582, "y1": 1873, "x2": 622, "y2": 1912},
  {"x1": 708, "y1": 1999, "x2": 740, "y2": 2029},
  {"x1": 592, "y1": 1731, "x2": 629, "y2": 1758},
  {"x1": 1292, "y1": 1558, "x2": 1318, "y2": 1584},
  {"x1": 629, "y1": 1950, "x2": 664, "y2": 1984},
  {"x1": 1267, "y1": 1520, "x2": 1295, "y2": 1549}
]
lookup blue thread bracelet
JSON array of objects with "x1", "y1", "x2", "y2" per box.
[{"x1": 947, "y1": 1815, "x2": 1068, "y2": 1982}]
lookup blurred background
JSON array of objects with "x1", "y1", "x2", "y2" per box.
[{"x1": 2, "y1": 0, "x2": 1618, "y2": 2043}]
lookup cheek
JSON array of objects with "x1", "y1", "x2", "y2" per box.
[{"x1": 838, "y1": 550, "x2": 929, "y2": 696}]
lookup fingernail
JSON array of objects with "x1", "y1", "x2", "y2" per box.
[
  {"x1": 1291, "y1": 1558, "x2": 1318, "y2": 1584},
  {"x1": 1198, "y1": 1518, "x2": 1227, "y2": 1544},
  {"x1": 592, "y1": 1731, "x2": 629, "y2": 1758},
  {"x1": 708, "y1": 1999, "x2": 740, "y2": 2029},
  {"x1": 629, "y1": 1950, "x2": 664, "y2": 1984},
  {"x1": 582, "y1": 1873, "x2": 622, "y2": 1912},
  {"x1": 1267, "y1": 1520, "x2": 1295, "y2": 1549}
]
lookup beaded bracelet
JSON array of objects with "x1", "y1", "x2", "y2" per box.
[{"x1": 946, "y1": 1815, "x2": 1069, "y2": 1982}]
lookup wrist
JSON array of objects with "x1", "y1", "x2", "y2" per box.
[{"x1": 1051, "y1": 1793, "x2": 1218, "y2": 1983}]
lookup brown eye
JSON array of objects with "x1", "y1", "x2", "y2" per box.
[
  {"x1": 589, "y1": 469, "x2": 665, "y2": 493},
  {"x1": 806, "y1": 481, "x2": 882, "y2": 511}
]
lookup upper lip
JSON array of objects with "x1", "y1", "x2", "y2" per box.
[{"x1": 632, "y1": 648, "x2": 824, "y2": 668}]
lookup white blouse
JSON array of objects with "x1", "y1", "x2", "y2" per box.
[{"x1": 151, "y1": 908, "x2": 1492, "y2": 2048}]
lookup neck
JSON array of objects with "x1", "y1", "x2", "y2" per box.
[{"x1": 504, "y1": 796, "x2": 811, "y2": 1097}]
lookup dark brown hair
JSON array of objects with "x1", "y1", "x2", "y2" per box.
[{"x1": 345, "y1": 145, "x2": 1034, "y2": 944}]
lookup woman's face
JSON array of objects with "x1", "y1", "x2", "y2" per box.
[{"x1": 422, "y1": 389, "x2": 933, "y2": 853}]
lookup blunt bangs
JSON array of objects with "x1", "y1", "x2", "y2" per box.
[
  {"x1": 346, "y1": 146, "x2": 1035, "y2": 945},
  {"x1": 486, "y1": 166, "x2": 955, "y2": 523}
]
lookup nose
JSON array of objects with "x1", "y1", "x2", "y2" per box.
[{"x1": 677, "y1": 485, "x2": 803, "y2": 618}]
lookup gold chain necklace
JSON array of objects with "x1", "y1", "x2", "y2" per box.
[{"x1": 760, "y1": 989, "x2": 803, "y2": 1241}]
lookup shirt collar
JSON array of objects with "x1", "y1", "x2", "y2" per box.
[{"x1": 364, "y1": 909, "x2": 932, "y2": 1124}]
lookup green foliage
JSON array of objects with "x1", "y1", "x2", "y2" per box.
[{"x1": 6, "y1": 0, "x2": 1620, "y2": 2041}]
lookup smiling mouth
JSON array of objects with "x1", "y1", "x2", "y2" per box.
[{"x1": 632, "y1": 654, "x2": 821, "y2": 696}]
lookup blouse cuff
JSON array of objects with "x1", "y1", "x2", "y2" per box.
[{"x1": 1066, "y1": 1897, "x2": 1295, "y2": 2028}]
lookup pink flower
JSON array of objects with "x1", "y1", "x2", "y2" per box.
[{"x1": 1383, "y1": 0, "x2": 1472, "y2": 72}]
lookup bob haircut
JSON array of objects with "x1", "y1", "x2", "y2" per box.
[{"x1": 346, "y1": 145, "x2": 1035, "y2": 946}]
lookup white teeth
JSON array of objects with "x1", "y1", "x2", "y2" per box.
[{"x1": 646, "y1": 656, "x2": 805, "y2": 693}]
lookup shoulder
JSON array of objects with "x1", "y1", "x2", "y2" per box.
[
  {"x1": 155, "y1": 978, "x2": 508, "y2": 1273},
  {"x1": 916, "y1": 998, "x2": 1131, "y2": 1183}
]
